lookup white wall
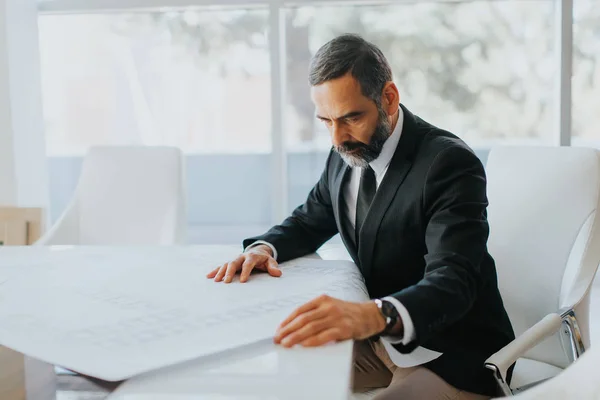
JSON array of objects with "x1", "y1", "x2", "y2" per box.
[{"x1": 0, "y1": 0, "x2": 48, "y2": 209}]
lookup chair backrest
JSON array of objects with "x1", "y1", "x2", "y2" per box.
[
  {"x1": 74, "y1": 146, "x2": 186, "y2": 245},
  {"x1": 486, "y1": 146, "x2": 600, "y2": 369}
]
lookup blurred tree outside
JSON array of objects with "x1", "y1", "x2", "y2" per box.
[{"x1": 111, "y1": 0, "x2": 599, "y2": 148}]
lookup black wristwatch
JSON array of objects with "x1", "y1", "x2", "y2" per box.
[{"x1": 374, "y1": 298, "x2": 400, "y2": 336}]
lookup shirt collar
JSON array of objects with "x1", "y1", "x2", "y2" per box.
[{"x1": 369, "y1": 107, "x2": 404, "y2": 177}]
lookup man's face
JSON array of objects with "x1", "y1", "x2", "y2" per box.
[{"x1": 311, "y1": 73, "x2": 392, "y2": 168}]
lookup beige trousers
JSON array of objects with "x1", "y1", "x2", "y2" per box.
[{"x1": 352, "y1": 340, "x2": 491, "y2": 400}]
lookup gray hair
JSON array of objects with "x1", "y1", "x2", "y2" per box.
[{"x1": 308, "y1": 34, "x2": 393, "y2": 106}]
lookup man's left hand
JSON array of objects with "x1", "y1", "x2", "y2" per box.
[{"x1": 274, "y1": 294, "x2": 387, "y2": 348}]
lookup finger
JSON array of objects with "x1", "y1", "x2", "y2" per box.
[
  {"x1": 266, "y1": 259, "x2": 282, "y2": 278},
  {"x1": 274, "y1": 308, "x2": 328, "y2": 343},
  {"x1": 239, "y1": 256, "x2": 255, "y2": 283},
  {"x1": 277, "y1": 296, "x2": 325, "y2": 331},
  {"x1": 224, "y1": 258, "x2": 243, "y2": 283},
  {"x1": 206, "y1": 266, "x2": 221, "y2": 279},
  {"x1": 300, "y1": 328, "x2": 343, "y2": 347},
  {"x1": 254, "y1": 257, "x2": 274, "y2": 272},
  {"x1": 214, "y1": 264, "x2": 228, "y2": 282},
  {"x1": 279, "y1": 318, "x2": 330, "y2": 348}
]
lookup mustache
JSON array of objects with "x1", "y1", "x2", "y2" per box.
[{"x1": 336, "y1": 141, "x2": 367, "y2": 152}]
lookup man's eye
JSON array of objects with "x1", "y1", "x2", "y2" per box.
[{"x1": 346, "y1": 117, "x2": 359, "y2": 123}]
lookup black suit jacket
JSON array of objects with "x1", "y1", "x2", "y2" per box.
[{"x1": 244, "y1": 104, "x2": 515, "y2": 396}]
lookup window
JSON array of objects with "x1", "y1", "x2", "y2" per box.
[
  {"x1": 572, "y1": 0, "x2": 600, "y2": 146},
  {"x1": 284, "y1": 1, "x2": 555, "y2": 153},
  {"x1": 39, "y1": 8, "x2": 273, "y2": 243},
  {"x1": 284, "y1": 1, "x2": 555, "y2": 212},
  {"x1": 39, "y1": 8, "x2": 271, "y2": 155},
  {"x1": 34, "y1": 1, "x2": 590, "y2": 242}
]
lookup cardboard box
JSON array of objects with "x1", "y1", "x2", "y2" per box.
[
  {"x1": 0, "y1": 208, "x2": 55, "y2": 399},
  {"x1": 0, "y1": 346, "x2": 56, "y2": 400},
  {"x1": 0, "y1": 221, "x2": 28, "y2": 246},
  {"x1": 0, "y1": 208, "x2": 44, "y2": 245},
  {"x1": 0, "y1": 346, "x2": 26, "y2": 399}
]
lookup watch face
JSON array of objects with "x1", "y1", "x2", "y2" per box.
[{"x1": 381, "y1": 300, "x2": 398, "y2": 318}]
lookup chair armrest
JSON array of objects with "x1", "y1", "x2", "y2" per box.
[{"x1": 485, "y1": 313, "x2": 562, "y2": 383}]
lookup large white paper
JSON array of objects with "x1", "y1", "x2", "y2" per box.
[
  {"x1": 108, "y1": 340, "x2": 355, "y2": 400},
  {"x1": 0, "y1": 246, "x2": 369, "y2": 381}
]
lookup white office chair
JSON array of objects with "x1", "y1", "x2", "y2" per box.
[
  {"x1": 485, "y1": 146, "x2": 600, "y2": 396},
  {"x1": 37, "y1": 146, "x2": 187, "y2": 245}
]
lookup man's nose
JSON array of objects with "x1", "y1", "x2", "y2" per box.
[{"x1": 331, "y1": 123, "x2": 348, "y2": 148}]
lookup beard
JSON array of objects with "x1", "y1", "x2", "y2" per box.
[{"x1": 335, "y1": 108, "x2": 392, "y2": 168}]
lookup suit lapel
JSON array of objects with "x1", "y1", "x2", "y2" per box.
[{"x1": 357, "y1": 104, "x2": 423, "y2": 279}]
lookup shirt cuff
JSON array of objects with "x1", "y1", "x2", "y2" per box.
[
  {"x1": 380, "y1": 296, "x2": 416, "y2": 346},
  {"x1": 244, "y1": 240, "x2": 278, "y2": 261}
]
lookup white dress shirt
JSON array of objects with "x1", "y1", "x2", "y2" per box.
[{"x1": 247, "y1": 108, "x2": 442, "y2": 364}]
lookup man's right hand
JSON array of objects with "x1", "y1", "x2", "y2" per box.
[{"x1": 206, "y1": 245, "x2": 282, "y2": 284}]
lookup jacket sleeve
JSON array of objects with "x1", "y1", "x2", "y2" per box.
[
  {"x1": 391, "y1": 145, "x2": 489, "y2": 352},
  {"x1": 243, "y1": 150, "x2": 339, "y2": 262}
]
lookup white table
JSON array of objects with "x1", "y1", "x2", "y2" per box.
[{"x1": 0, "y1": 244, "x2": 361, "y2": 400}]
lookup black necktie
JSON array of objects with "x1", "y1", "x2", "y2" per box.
[{"x1": 355, "y1": 166, "x2": 377, "y2": 243}]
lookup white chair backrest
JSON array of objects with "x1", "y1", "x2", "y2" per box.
[
  {"x1": 486, "y1": 147, "x2": 600, "y2": 369},
  {"x1": 75, "y1": 146, "x2": 186, "y2": 245}
]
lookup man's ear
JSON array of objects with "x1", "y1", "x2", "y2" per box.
[{"x1": 381, "y1": 82, "x2": 400, "y2": 116}]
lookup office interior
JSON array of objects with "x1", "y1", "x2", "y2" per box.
[{"x1": 0, "y1": 0, "x2": 599, "y2": 399}]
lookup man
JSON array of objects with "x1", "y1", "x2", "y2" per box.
[{"x1": 207, "y1": 34, "x2": 514, "y2": 399}]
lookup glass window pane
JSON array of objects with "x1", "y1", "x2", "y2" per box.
[
  {"x1": 39, "y1": 9, "x2": 271, "y2": 155},
  {"x1": 39, "y1": 9, "x2": 273, "y2": 243},
  {"x1": 284, "y1": 1, "x2": 555, "y2": 212},
  {"x1": 572, "y1": 0, "x2": 600, "y2": 146}
]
